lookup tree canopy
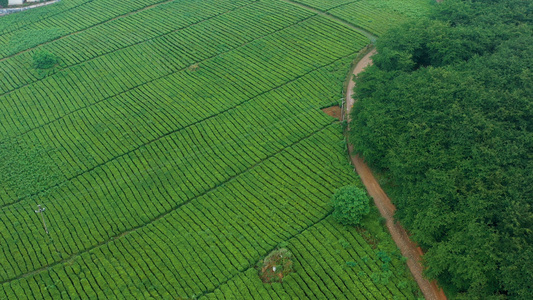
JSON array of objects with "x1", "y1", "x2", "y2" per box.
[
  {"x1": 349, "y1": 0, "x2": 533, "y2": 298},
  {"x1": 331, "y1": 185, "x2": 370, "y2": 226},
  {"x1": 32, "y1": 51, "x2": 59, "y2": 69}
]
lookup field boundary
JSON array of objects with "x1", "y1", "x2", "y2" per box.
[
  {"x1": 344, "y1": 51, "x2": 447, "y2": 300},
  {"x1": 280, "y1": 0, "x2": 377, "y2": 41}
]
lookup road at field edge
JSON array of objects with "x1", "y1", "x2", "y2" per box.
[{"x1": 345, "y1": 49, "x2": 447, "y2": 300}]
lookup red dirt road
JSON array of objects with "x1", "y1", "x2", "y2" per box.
[{"x1": 346, "y1": 50, "x2": 447, "y2": 300}]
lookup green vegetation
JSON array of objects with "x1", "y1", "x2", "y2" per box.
[
  {"x1": 32, "y1": 51, "x2": 59, "y2": 69},
  {"x1": 0, "y1": 0, "x2": 94, "y2": 32},
  {"x1": 293, "y1": 0, "x2": 433, "y2": 36},
  {"x1": 0, "y1": 138, "x2": 63, "y2": 201},
  {"x1": 204, "y1": 215, "x2": 421, "y2": 299},
  {"x1": 291, "y1": 0, "x2": 354, "y2": 11},
  {"x1": 0, "y1": 0, "x2": 433, "y2": 298},
  {"x1": 350, "y1": 0, "x2": 533, "y2": 298},
  {"x1": 331, "y1": 185, "x2": 370, "y2": 226}
]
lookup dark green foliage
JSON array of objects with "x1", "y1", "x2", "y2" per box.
[
  {"x1": 33, "y1": 51, "x2": 59, "y2": 69},
  {"x1": 349, "y1": 0, "x2": 533, "y2": 298},
  {"x1": 338, "y1": 238, "x2": 351, "y2": 249},
  {"x1": 373, "y1": 18, "x2": 502, "y2": 71},
  {"x1": 345, "y1": 261, "x2": 357, "y2": 268},
  {"x1": 331, "y1": 185, "x2": 370, "y2": 226},
  {"x1": 0, "y1": 0, "x2": 8, "y2": 8},
  {"x1": 371, "y1": 250, "x2": 393, "y2": 285}
]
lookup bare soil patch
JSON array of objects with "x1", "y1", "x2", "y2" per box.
[
  {"x1": 321, "y1": 105, "x2": 342, "y2": 119},
  {"x1": 256, "y1": 248, "x2": 294, "y2": 283}
]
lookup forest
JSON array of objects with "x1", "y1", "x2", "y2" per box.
[{"x1": 349, "y1": 0, "x2": 532, "y2": 298}]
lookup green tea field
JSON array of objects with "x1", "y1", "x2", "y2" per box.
[
  {"x1": 0, "y1": 0, "x2": 431, "y2": 298},
  {"x1": 291, "y1": 0, "x2": 433, "y2": 36}
]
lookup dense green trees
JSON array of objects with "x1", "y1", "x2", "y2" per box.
[
  {"x1": 349, "y1": 0, "x2": 532, "y2": 298},
  {"x1": 32, "y1": 51, "x2": 59, "y2": 69},
  {"x1": 331, "y1": 186, "x2": 370, "y2": 226}
]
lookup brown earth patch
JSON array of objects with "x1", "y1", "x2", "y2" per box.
[{"x1": 321, "y1": 105, "x2": 341, "y2": 119}]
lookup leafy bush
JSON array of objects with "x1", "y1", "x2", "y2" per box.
[
  {"x1": 345, "y1": 261, "x2": 357, "y2": 268},
  {"x1": 331, "y1": 185, "x2": 370, "y2": 226},
  {"x1": 256, "y1": 248, "x2": 293, "y2": 283},
  {"x1": 33, "y1": 51, "x2": 59, "y2": 69}
]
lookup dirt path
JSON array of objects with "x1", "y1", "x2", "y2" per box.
[
  {"x1": 345, "y1": 49, "x2": 376, "y2": 118},
  {"x1": 346, "y1": 50, "x2": 447, "y2": 300},
  {"x1": 280, "y1": 0, "x2": 377, "y2": 41}
]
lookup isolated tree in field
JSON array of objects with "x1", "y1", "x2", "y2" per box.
[
  {"x1": 33, "y1": 51, "x2": 59, "y2": 69},
  {"x1": 331, "y1": 186, "x2": 370, "y2": 226}
]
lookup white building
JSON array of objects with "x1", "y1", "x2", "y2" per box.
[{"x1": 8, "y1": 0, "x2": 25, "y2": 5}]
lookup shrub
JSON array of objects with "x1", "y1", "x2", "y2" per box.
[
  {"x1": 257, "y1": 248, "x2": 293, "y2": 283},
  {"x1": 338, "y1": 239, "x2": 351, "y2": 249},
  {"x1": 33, "y1": 51, "x2": 59, "y2": 69},
  {"x1": 331, "y1": 185, "x2": 370, "y2": 226},
  {"x1": 345, "y1": 261, "x2": 357, "y2": 268}
]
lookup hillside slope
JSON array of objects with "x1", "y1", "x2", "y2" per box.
[{"x1": 1, "y1": 0, "x2": 431, "y2": 298}]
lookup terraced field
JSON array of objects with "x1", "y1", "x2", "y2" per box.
[
  {"x1": 292, "y1": 0, "x2": 434, "y2": 36},
  {"x1": 0, "y1": 0, "x2": 429, "y2": 298}
]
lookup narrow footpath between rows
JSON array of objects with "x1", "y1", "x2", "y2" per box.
[
  {"x1": 346, "y1": 50, "x2": 447, "y2": 300},
  {"x1": 281, "y1": 0, "x2": 377, "y2": 41}
]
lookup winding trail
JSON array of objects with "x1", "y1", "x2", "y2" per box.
[
  {"x1": 282, "y1": 1, "x2": 446, "y2": 297},
  {"x1": 345, "y1": 50, "x2": 447, "y2": 300}
]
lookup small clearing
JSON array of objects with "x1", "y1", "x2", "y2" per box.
[{"x1": 321, "y1": 105, "x2": 341, "y2": 119}]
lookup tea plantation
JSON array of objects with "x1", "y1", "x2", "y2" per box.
[{"x1": 0, "y1": 0, "x2": 431, "y2": 298}]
